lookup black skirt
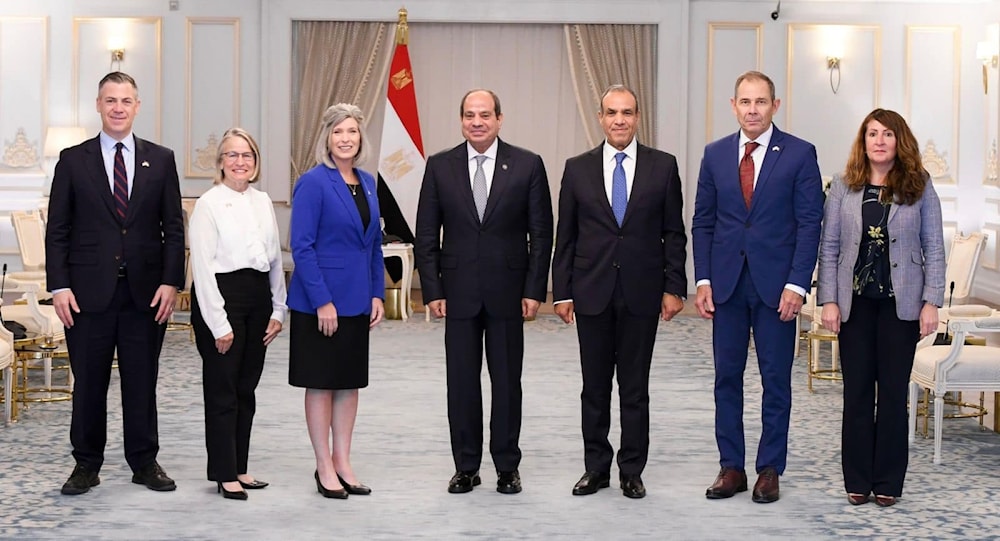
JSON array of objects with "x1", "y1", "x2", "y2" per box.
[{"x1": 288, "y1": 309, "x2": 369, "y2": 390}]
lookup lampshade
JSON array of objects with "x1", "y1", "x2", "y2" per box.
[
  {"x1": 978, "y1": 40, "x2": 998, "y2": 63},
  {"x1": 43, "y1": 126, "x2": 88, "y2": 157}
]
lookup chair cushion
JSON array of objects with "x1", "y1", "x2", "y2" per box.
[
  {"x1": 946, "y1": 304, "x2": 993, "y2": 318},
  {"x1": 913, "y1": 345, "x2": 1000, "y2": 383},
  {"x1": 1, "y1": 304, "x2": 62, "y2": 335}
]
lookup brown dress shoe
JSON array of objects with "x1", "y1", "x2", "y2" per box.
[
  {"x1": 751, "y1": 467, "x2": 779, "y2": 503},
  {"x1": 847, "y1": 493, "x2": 869, "y2": 505},
  {"x1": 874, "y1": 495, "x2": 897, "y2": 507},
  {"x1": 705, "y1": 467, "x2": 748, "y2": 499}
]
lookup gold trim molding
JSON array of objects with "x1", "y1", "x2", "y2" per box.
[{"x1": 1, "y1": 128, "x2": 40, "y2": 169}]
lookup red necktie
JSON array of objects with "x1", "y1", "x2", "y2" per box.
[
  {"x1": 740, "y1": 141, "x2": 760, "y2": 209},
  {"x1": 113, "y1": 142, "x2": 128, "y2": 219}
]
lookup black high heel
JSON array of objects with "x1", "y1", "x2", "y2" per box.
[
  {"x1": 337, "y1": 474, "x2": 372, "y2": 496},
  {"x1": 217, "y1": 481, "x2": 248, "y2": 501},
  {"x1": 239, "y1": 479, "x2": 269, "y2": 490},
  {"x1": 314, "y1": 470, "x2": 348, "y2": 499}
]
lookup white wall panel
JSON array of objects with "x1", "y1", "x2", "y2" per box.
[
  {"x1": 186, "y1": 17, "x2": 239, "y2": 178},
  {"x1": 786, "y1": 24, "x2": 880, "y2": 177},
  {"x1": 706, "y1": 23, "x2": 761, "y2": 143},
  {"x1": 0, "y1": 17, "x2": 46, "y2": 172},
  {"x1": 906, "y1": 25, "x2": 960, "y2": 185},
  {"x1": 73, "y1": 17, "x2": 161, "y2": 141}
]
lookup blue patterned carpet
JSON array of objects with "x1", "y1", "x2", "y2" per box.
[{"x1": 2, "y1": 315, "x2": 999, "y2": 540}]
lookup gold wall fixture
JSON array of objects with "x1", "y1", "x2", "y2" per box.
[{"x1": 826, "y1": 56, "x2": 840, "y2": 94}]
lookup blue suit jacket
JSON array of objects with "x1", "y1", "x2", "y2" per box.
[
  {"x1": 286, "y1": 164, "x2": 384, "y2": 316},
  {"x1": 692, "y1": 126, "x2": 824, "y2": 306}
]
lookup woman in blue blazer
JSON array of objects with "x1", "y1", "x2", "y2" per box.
[
  {"x1": 817, "y1": 109, "x2": 945, "y2": 507},
  {"x1": 287, "y1": 103, "x2": 384, "y2": 499}
]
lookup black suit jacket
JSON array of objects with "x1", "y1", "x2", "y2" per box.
[
  {"x1": 45, "y1": 135, "x2": 185, "y2": 313},
  {"x1": 415, "y1": 139, "x2": 553, "y2": 319},
  {"x1": 552, "y1": 142, "x2": 687, "y2": 316}
]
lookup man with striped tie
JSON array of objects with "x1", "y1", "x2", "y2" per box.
[
  {"x1": 46, "y1": 71, "x2": 185, "y2": 496},
  {"x1": 552, "y1": 85, "x2": 688, "y2": 499}
]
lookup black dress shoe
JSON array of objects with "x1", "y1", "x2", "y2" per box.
[
  {"x1": 572, "y1": 471, "x2": 610, "y2": 496},
  {"x1": 239, "y1": 479, "x2": 269, "y2": 490},
  {"x1": 131, "y1": 461, "x2": 176, "y2": 492},
  {"x1": 706, "y1": 467, "x2": 748, "y2": 499},
  {"x1": 620, "y1": 474, "x2": 646, "y2": 499},
  {"x1": 61, "y1": 464, "x2": 100, "y2": 495},
  {"x1": 751, "y1": 467, "x2": 779, "y2": 504},
  {"x1": 448, "y1": 470, "x2": 481, "y2": 494},
  {"x1": 314, "y1": 470, "x2": 348, "y2": 499},
  {"x1": 497, "y1": 470, "x2": 522, "y2": 494},
  {"x1": 338, "y1": 474, "x2": 372, "y2": 495},
  {"x1": 217, "y1": 481, "x2": 248, "y2": 500}
]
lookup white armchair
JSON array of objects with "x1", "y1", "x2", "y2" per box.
[
  {"x1": 909, "y1": 314, "x2": 1000, "y2": 464},
  {"x1": 943, "y1": 232, "x2": 987, "y2": 306},
  {"x1": 9, "y1": 209, "x2": 48, "y2": 289}
]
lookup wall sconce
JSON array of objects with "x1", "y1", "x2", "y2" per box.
[
  {"x1": 826, "y1": 56, "x2": 841, "y2": 94},
  {"x1": 108, "y1": 36, "x2": 126, "y2": 71},
  {"x1": 977, "y1": 41, "x2": 999, "y2": 94}
]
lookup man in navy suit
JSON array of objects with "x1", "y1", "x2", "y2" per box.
[
  {"x1": 415, "y1": 89, "x2": 552, "y2": 495},
  {"x1": 47, "y1": 72, "x2": 185, "y2": 495},
  {"x1": 552, "y1": 85, "x2": 687, "y2": 499},
  {"x1": 693, "y1": 71, "x2": 823, "y2": 503}
]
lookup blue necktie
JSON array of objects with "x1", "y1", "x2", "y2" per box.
[
  {"x1": 113, "y1": 142, "x2": 129, "y2": 220},
  {"x1": 611, "y1": 152, "x2": 627, "y2": 226}
]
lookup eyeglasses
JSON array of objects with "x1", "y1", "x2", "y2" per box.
[{"x1": 222, "y1": 151, "x2": 255, "y2": 162}]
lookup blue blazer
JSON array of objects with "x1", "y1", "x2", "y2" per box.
[
  {"x1": 692, "y1": 126, "x2": 824, "y2": 306},
  {"x1": 286, "y1": 164, "x2": 384, "y2": 316},
  {"x1": 817, "y1": 174, "x2": 945, "y2": 321}
]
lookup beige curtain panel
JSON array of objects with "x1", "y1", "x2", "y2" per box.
[
  {"x1": 290, "y1": 21, "x2": 391, "y2": 187},
  {"x1": 565, "y1": 24, "x2": 657, "y2": 148}
]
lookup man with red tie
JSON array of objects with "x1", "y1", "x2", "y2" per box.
[
  {"x1": 693, "y1": 71, "x2": 823, "y2": 503},
  {"x1": 47, "y1": 72, "x2": 185, "y2": 495}
]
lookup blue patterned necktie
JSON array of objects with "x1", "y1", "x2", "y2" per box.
[
  {"x1": 611, "y1": 152, "x2": 627, "y2": 226},
  {"x1": 113, "y1": 142, "x2": 128, "y2": 220},
  {"x1": 472, "y1": 154, "x2": 488, "y2": 221}
]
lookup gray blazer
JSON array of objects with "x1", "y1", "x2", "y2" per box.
[{"x1": 817, "y1": 173, "x2": 945, "y2": 321}]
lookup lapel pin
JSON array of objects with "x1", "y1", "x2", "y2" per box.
[
  {"x1": 501, "y1": 164, "x2": 508, "y2": 171},
  {"x1": 141, "y1": 161, "x2": 150, "y2": 167},
  {"x1": 771, "y1": 146, "x2": 780, "y2": 152}
]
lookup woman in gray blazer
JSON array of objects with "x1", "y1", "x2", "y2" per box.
[{"x1": 817, "y1": 109, "x2": 945, "y2": 508}]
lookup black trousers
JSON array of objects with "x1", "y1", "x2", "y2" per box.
[
  {"x1": 67, "y1": 277, "x2": 166, "y2": 473},
  {"x1": 575, "y1": 276, "x2": 659, "y2": 476},
  {"x1": 445, "y1": 306, "x2": 524, "y2": 473},
  {"x1": 838, "y1": 294, "x2": 919, "y2": 497},
  {"x1": 191, "y1": 269, "x2": 272, "y2": 482}
]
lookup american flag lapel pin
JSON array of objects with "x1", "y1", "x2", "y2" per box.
[
  {"x1": 141, "y1": 161, "x2": 150, "y2": 167},
  {"x1": 771, "y1": 146, "x2": 780, "y2": 152}
]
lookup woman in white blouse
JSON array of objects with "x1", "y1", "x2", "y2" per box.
[{"x1": 189, "y1": 128, "x2": 287, "y2": 501}]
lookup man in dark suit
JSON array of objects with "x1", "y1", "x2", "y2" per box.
[
  {"x1": 693, "y1": 71, "x2": 823, "y2": 503},
  {"x1": 46, "y1": 72, "x2": 185, "y2": 495},
  {"x1": 415, "y1": 89, "x2": 553, "y2": 495},
  {"x1": 551, "y1": 85, "x2": 687, "y2": 499}
]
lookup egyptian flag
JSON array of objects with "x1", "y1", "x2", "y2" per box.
[{"x1": 377, "y1": 14, "x2": 424, "y2": 285}]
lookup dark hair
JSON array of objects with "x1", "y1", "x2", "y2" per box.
[
  {"x1": 599, "y1": 84, "x2": 639, "y2": 113},
  {"x1": 733, "y1": 70, "x2": 775, "y2": 101},
  {"x1": 98, "y1": 71, "x2": 138, "y2": 93},
  {"x1": 843, "y1": 108, "x2": 926, "y2": 206},
  {"x1": 459, "y1": 89, "x2": 502, "y2": 117}
]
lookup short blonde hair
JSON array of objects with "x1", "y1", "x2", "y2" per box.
[
  {"x1": 214, "y1": 127, "x2": 261, "y2": 184},
  {"x1": 313, "y1": 103, "x2": 369, "y2": 168}
]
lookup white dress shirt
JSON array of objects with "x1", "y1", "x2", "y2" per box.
[
  {"x1": 602, "y1": 137, "x2": 638, "y2": 204},
  {"x1": 189, "y1": 183, "x2": 288, "y2": 339},
  {"x1": 466, "y1": 139, "x2": 499, "y2": 194},
  {"x1": 99, "y1": 131, "x2": 135, "y2": 197}
]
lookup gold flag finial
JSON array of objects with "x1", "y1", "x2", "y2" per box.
[{"x1": 395, "y1": 8, "x2": 409, "y2": 45}]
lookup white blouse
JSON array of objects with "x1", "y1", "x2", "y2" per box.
[{"x1": 189, "y1": 183, "x2": 288, "y2": 339}]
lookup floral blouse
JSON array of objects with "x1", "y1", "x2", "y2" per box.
[{"x1": 853, "y1": 184, "x2": 893, "y2": 298}]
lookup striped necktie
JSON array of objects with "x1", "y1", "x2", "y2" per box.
[{"x1": 113, "y1": 142, "x2": 128, "y2": 219}]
